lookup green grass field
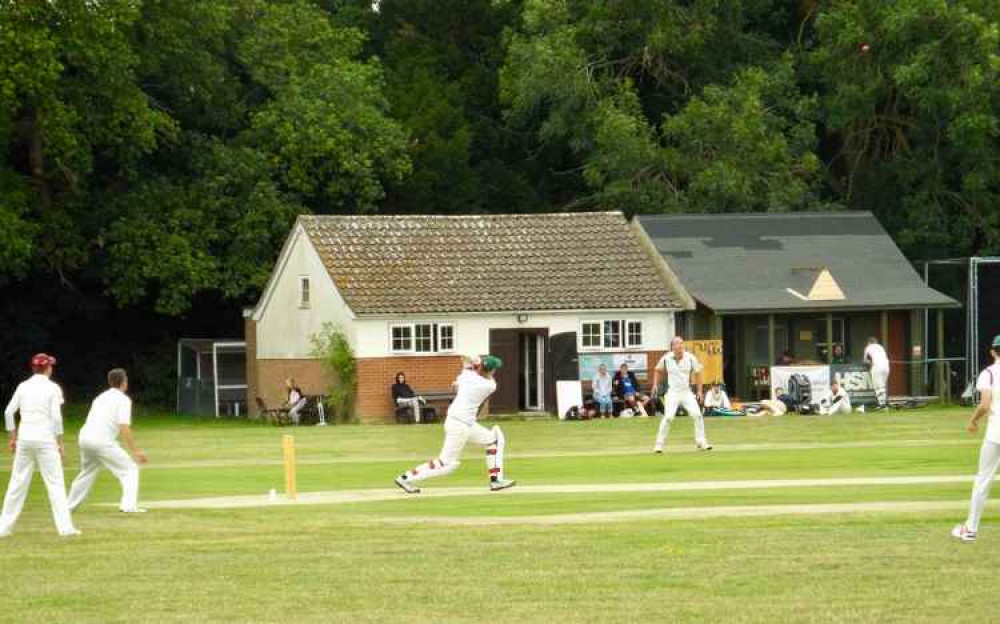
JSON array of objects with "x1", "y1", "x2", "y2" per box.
[{"x1": 0, "y1": 407, "x2": 996, "y2": 624}]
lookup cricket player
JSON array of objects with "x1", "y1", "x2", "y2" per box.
[
  {"x1": 0, "y1": 353, "x2": 80, "y2": 537},
  {"x1": 651, "y1": 337, "x2": 712, "y2": 453},
  {"x1": 864, "y1": 336, "x2": 890, "y2": 408},
  {"x1": 952, "y1": 335, "x2": 1000, "y2": 542},
  {"x1": 67, "y1": 368, "x2": 149, "y2": 514},
  {"x1": 394, "y1": 356, "x2": 515, "y2": 493},
  {"x1": 819, "y1": 378, "x2": 852, "y2": 415}
]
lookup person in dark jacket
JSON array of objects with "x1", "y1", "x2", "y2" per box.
[
  {"x1": 612, "y1": 363, "x2": 649, "y2": 417},
  {"x1": 391, "y1": 372, "x2": 426, "y2": 423}
]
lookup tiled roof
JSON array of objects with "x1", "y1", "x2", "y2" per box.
[{"x1": 300, "y1": 212, "x2": 687, "y2": 315}]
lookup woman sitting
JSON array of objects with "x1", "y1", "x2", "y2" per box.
[
  {"x1": 392, "y1": 372, "x2": 427, "y2": 423},
  {"x1": 612, "y1": 363, "x2": 650, "y2": 417},
  {"x1": 285, "y1": 378, "x2": 308, "y2": 425}
]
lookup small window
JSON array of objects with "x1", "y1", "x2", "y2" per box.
[
  {"x1": 414, "y1": 324, "x2": 434, "y2": 353},
  {"x1": 391, "y1": 325, "x2": 412, "y2": 352},
  {"x1": 438, "y1": 324, "x2": 454, "y2": 352},
  {"x1": 626, "y1": 321, "x2": 643, "y2": 348},
  {"x1": 299, "y1": 277, "x2": 311, "y2": 308},
  {"x1": 581, "y1": 322, "x2": 601, "y2": 349},
  {"x1": 603, "y1": 320, "x2": 622, "y2": 348}
]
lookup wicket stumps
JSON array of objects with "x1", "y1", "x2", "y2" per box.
[{"x1": 282, "y1": 434, "x2": 298, "y2": 501}]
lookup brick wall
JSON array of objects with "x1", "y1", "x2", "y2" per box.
[
  {"x1": 255, "y1": 359, "x2": 329, "y2": 411},
  {"x1": 245, "y1": 317, "x2": 259, "y2": 416},
  {"x1": 356, "y1": 355, "x2": 464, "y2": 423}
]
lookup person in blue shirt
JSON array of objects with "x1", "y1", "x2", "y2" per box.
[{"x1": 612, "y1": 363, "x2": 649, "y2": 417}]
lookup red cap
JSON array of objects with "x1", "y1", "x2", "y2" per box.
[{"x1": 31, "y1": 353, "x2": 57, "y2": 372}]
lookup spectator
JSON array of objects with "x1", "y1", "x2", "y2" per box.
[
  {"x1": 285, "y1": 378, "x2": 307, "y2": 425},
  {"x1": 613, "y1": 363, "x2": 649, "y2": 417},
  {"x1": 832, "y1": 343, "x2": 846, "y2": 364},
  {"x1": 703, "y1": 383, "x2": 732, "y2": 416},
  {"x1": 392, "y1": 372, "x2": 427, "y2": 424},
  {"x1": 864, "y1": 336, "x2": 890, "y2": 408},
  {"x1": 819, "y1": 378, "x2": 852, "y2": 415},
  {"x1": 775, "y1": 350, "x2": 794, "y2": 366},
  {"x1": 591, "y1": 364, "x2": 614, "y2": 419}
]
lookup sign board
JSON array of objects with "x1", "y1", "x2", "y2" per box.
[
  {"x1": 556, "y1": 381, "x2": 585, "y2": 420},
  {"x1": 831, "y1": 363, "x2": 878, "y2": 407},
  {"x1": 684, "y1": 340, "x2": 723, "y2": 385},
  {"x1": 579, "y1": 353, "x2": 649, "y2": 380},
  {"x1": 771, "y1": 365, "x2": 831, "y2": 401}
]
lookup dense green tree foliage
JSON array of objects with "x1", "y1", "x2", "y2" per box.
[{"x1": 0, "y1": 0, "x2": 998, "y2": 401}]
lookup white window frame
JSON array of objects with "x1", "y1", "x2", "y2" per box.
[
  {"x1": 579, "y1": 319, "x2": 644, "y2": 351},
  {"x1": 299, "y1": 276, "x2": 311, "y2": 309},
  {"x1": 389, "y1": 322, "x2": 456, "y2": 355}
]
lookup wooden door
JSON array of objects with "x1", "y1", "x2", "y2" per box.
[
  {"x1": 489, "y1": 329, "x2": 521, "y2": 413},
  {"x1": 888, "y1": 312, "x2": 908, "y2": 396}
]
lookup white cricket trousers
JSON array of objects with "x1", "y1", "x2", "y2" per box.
[
  {"x1": 0, "y1": 439, "x2": 77, "y2": 536},
  {"x1": 871, "y1": 367, "x2": 890, "y2": 406},
  {"x1": 656, "y1": 391, "x2": 708, "y2": 448},
  {"x1": 67, "y1": 441, "x2": 139, "y2": 512},
  {"x1": 965, "y1": 439, "x2": 1000, "y2": 533},
  {"x1": 405, "y1": 418, "x2": 503, "y2": 483}
]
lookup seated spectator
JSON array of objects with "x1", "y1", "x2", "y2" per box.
[
  {"x1": 285, "y1": 378, "x2": 308, "y2": 425},
  {"x1": 819, "y1": 378, "x2": 852, "y2": 415},
  {"x1": 775, "y1": 350, "x2": 794, "y2": 366},
  {"x1": 612, "y1": 363, "x2": 650, "y2": 417},
  {"x1": 703, "y1": 383, "x2": 739, "y2": 416},
  {"x1": 832, "y1": 343, "x2": 846, "y2": 365},
  {"x1": 591, "y1": 363, "x2": 614, "y2": 419},
  {"x1": 391, "y1": 372, "x2": 427, "y2": 423}
]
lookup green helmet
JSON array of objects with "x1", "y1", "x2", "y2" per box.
[
  {"x1": 481, "y1": 355, "x2": 503, "y2": 372},
  {"x1": 993, "y1": 334, "x2": 1000, "y2": 349}
]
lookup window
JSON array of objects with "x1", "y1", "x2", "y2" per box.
[
  {"x1": 438, "y1": 324, "x2": 454, "y2": 351},
  {"x1": 391, "y1": 325, "x2": 413, "y2": 352},
  {"x1": 390, "y1": 323, "x2": 455, "y2": 354},
  {"x1": 626, "y1": 321, "x2": 643, "y2": 348},
  {"x1": 415, "y1": 324, "x2": 434, "y2": 353},
  {"x1": 581, "y1": 322, "x2": 601, "y2": 348},
  {"x1": 299, "y1": 277, "x2": 311, "y2": 308},
  {"x1": 580, "y1": 320, "x2": 643, "y2": 350}
]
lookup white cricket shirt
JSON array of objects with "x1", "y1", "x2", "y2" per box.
[
  {"x1": 976, "y1": 363, "x2": 1000, "y2": 444},
  {"x1": 447, "y1": 369, "x2": 497, "y2": 424},
  {"x1": 657, "y1": 352, "x2": 702, "y2": 394},
  {"x1": 3, "y1": 374, "x2": 65, "y2": 442},
  {"x1": 79, "y1": 388, "x2": 132, "y2": 444},
  {"x1": 864, "y1": 343, "x2": 890, "y2": 371},
  {"x1": 704, "y1": 389, "x2": 731, "y2": 409}
]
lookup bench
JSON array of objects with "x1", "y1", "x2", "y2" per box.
[
  {"x1": 256, "y1": 395, "x2": 326, "y2": 426},
  {"x1": 394, "y1": 389, "x2": 453, "y2": 424}
]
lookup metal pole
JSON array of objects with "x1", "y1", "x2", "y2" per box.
[
  {"x1": 768, "y1": 314, "x2": 775, "y2": 365},
  {"x1": 826, "y1": 313, "x2": 834, "y2": 365},
  {"x1": 923, "y1": 263, "x2": 930, "y2": 391},
  {"x1": 213, "y1": 343, "x2": 220, "y2": 419},
  {"x1": 937, "y1": 309, "x2": 946, "y2": 402}
]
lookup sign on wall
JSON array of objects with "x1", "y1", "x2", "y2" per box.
[
  {"x1": 831, "y1": 364, "x2": 878, "y2": 407},
  {"x1": 579, "y1": 353, "x2": 649, "y2": 379},
  {"x1": 684, "y1": 340, "x2": 723, "y2": 385}
]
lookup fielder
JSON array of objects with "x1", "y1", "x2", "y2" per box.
[
  {"x1": 67, "y1": 368, "x2": 149, "y2": 514},
  {"x1": 394, "y1": 356, "x2": 515, "y2": 494},
  {"x1": 819, "y1": 378, "x2": 852, "y2": 415},
  {"x1": 651, "y1": 337, "x2": 712, "y2": 453},
  {"x1": 864, "y1": 336, "x2": 890, "y2": 408},
  {"x1": 0, "y1": 353, "x2": 80, "y2": 537},
  {"x1": 952, "y1": 335, "x2": 1000, "y2": 542}
]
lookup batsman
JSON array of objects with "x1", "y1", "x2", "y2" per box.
[{"x1": 394, "y1": 355, "x2": 515, "y2": 494}]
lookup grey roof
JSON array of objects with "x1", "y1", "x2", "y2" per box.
[
  {"x1": 636, "y1": 212, "x2": 959, "y2": 314},
  {"x1": 300, "y1": 212, "x2": 689, "y2": 315}
]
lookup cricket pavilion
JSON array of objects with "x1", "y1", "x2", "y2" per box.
[
  {"x1": 635, "y1": 212, "x2": 959, "y2": 402},
  {"x1": 244, "y1": 212, "x2": 694, "y2": 423}
]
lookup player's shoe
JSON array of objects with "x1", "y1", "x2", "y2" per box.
[
  {"x1": 951, "y1": 524, "x2": 977, "y2": 542},
  {"x1": 490, "y1": 479, "x2": 516, "y2": 492},
  {"x1": 120, "y1": 508, "x2": 148, "y2": 513},
  {"x1": 58, "y1": 529, "x2": 82, "y2": 537},
  {"x1": 653, "y1": 445, "x2": 663, "y2": 454},
  {"x1": 0, "y1": 531, "x2": 10, "y2": 538},
  {"x1": 394, "y1": 475, "x2": 420, "y2": 494},
  {"x1": 697, "y1": 443, "x2": 713, "y2": 451}
]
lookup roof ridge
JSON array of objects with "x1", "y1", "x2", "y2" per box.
[
  {"x1": 301, "y1": 211, "x2": 625, "y2": 220},
  {"x1": 637, "y1": 211, "x2": 875, "y2": 221}
]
